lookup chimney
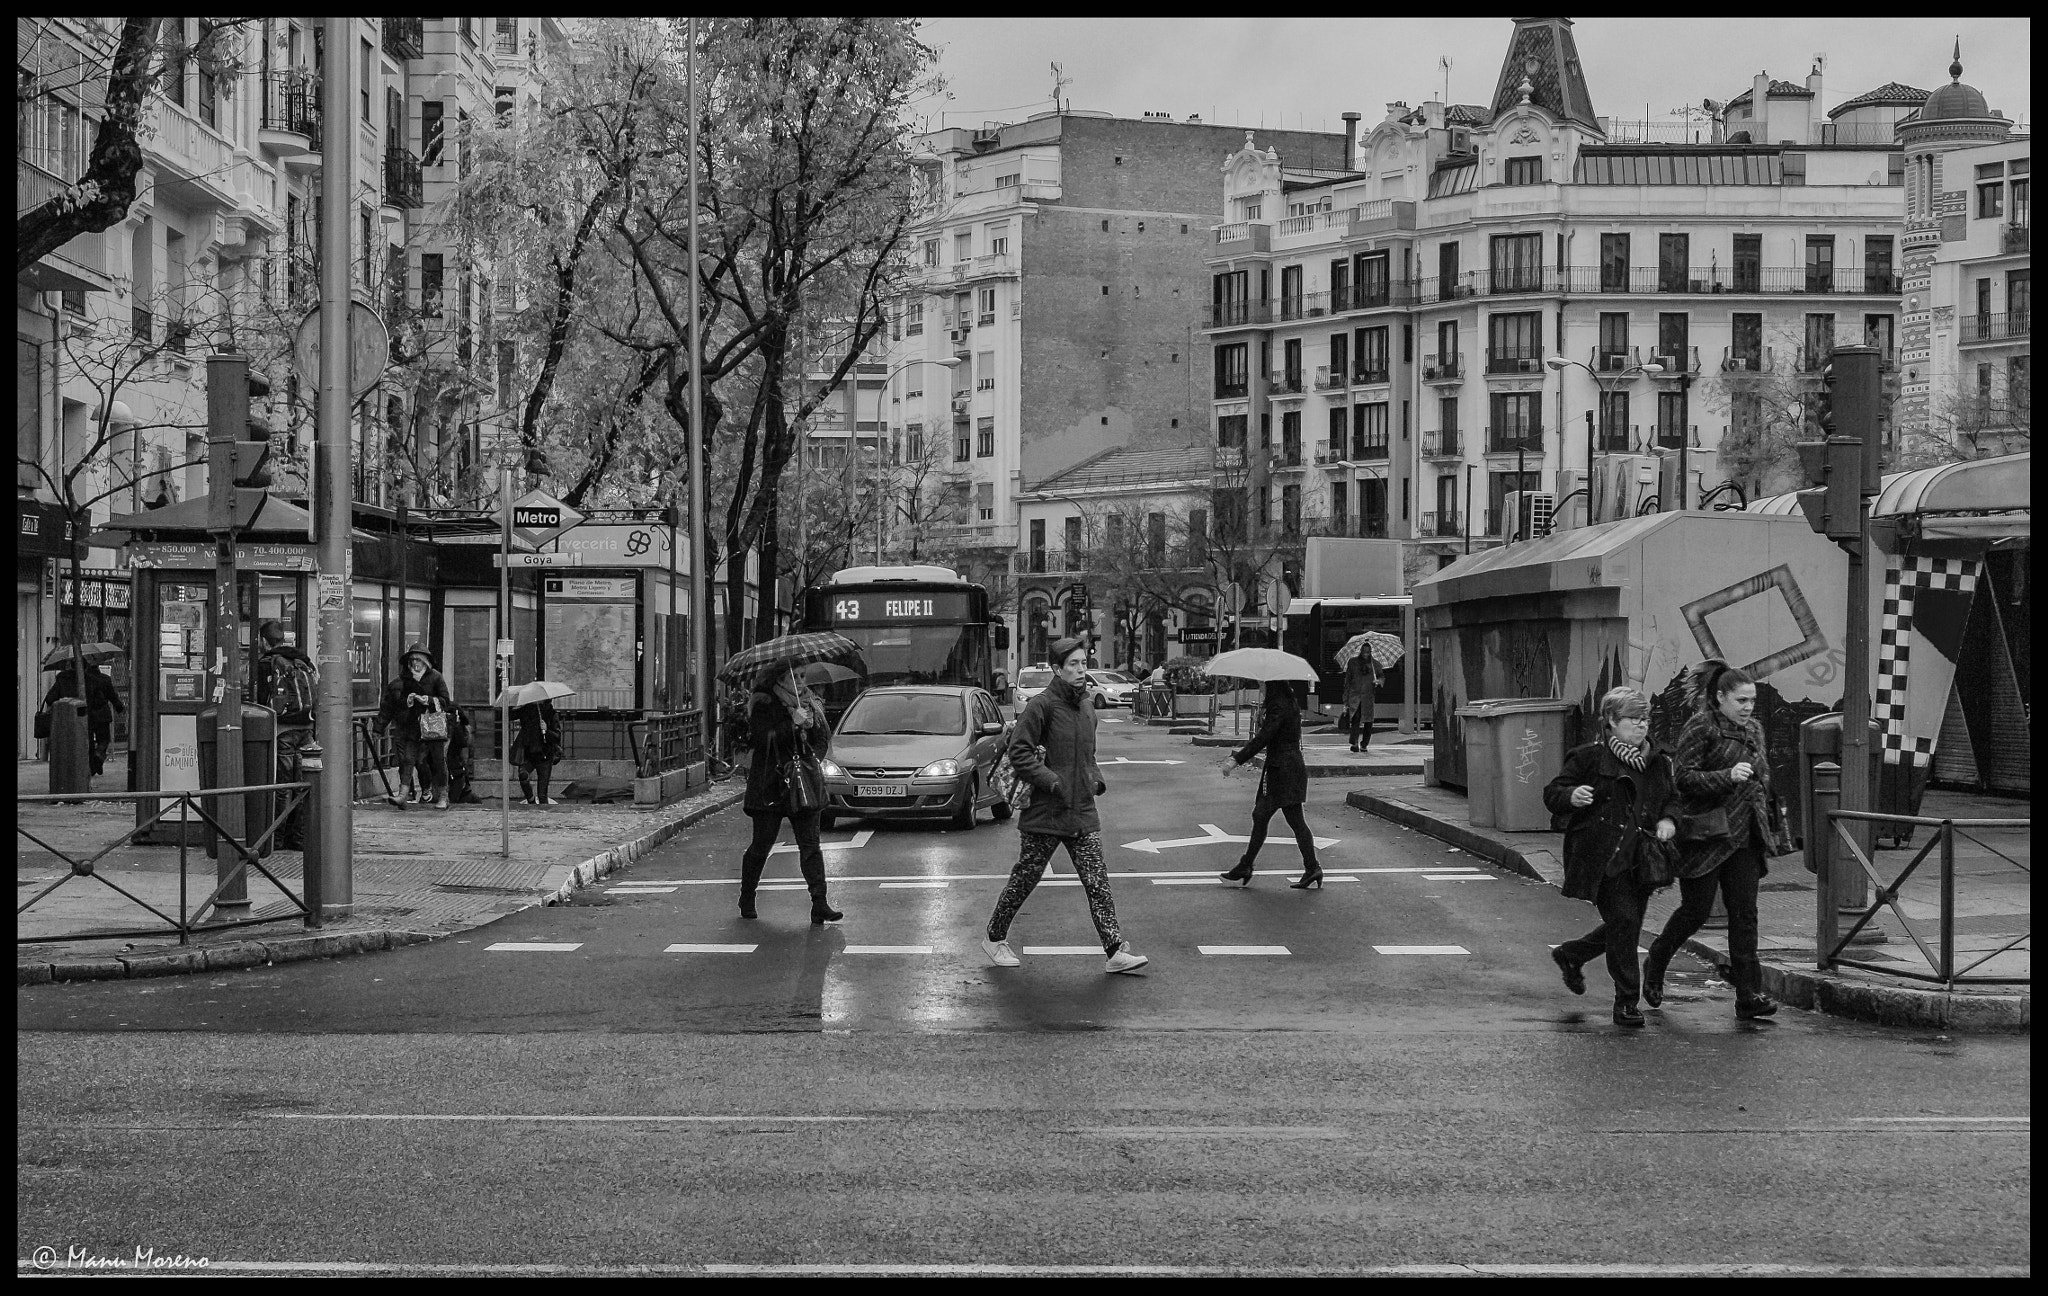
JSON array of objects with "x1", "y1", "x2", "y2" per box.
[
  {"x1": 1424, "y1": 100, "x2": 1446, "y2": 131},
  {"x1": 1341, "y1": 111, "x2": 1361, "y2": 171}
]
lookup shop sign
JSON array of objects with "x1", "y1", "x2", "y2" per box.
[
  {"x1": 544, "y1": 577, "x2": 637, "y2": 600},
  {"x1": 130, "y1": 541, "x2": 319, "y2": 571},
  {"x1": 17, "y1": 500, "x2": 87, "y2": 558},
  {"x1": 552, "y1": 523, "x2": 681, "y2": 569}
]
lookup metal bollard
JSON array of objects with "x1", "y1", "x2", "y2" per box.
[
  {"x1": 298, "y1": 737, "x2": 324, "y2": 928},
  {"x1": 1810, "y1": 758, "x2": 1840, "y2": 967}
]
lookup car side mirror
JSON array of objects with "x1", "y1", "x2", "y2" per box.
[{"x1": 980, "y1": 722, "x2": 1005, "y2": 735}]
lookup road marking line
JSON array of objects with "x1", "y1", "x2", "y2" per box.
[
  {"x1": 664, "y1": 944, "x2": 758, "y2": 954},
  {"x1": 755, "y1": 884, "x2": 809, "y2": 891},
  {"x1": 1851, "y1": 1116, "x2": 2029, "y2": 1123},
  {"x1": 1198, "y1": 945, "x2": 1292, "y2": 956},
  {"x1": 484, "y1": 942, "x2": 583, "y2": 952},
  {"x1": 646, "y1": 865, "x2": 1496, "y2": 886},
  {"x1": 1421, "y1": 875, "x2": 1496, "y2": 882},
  {"x1": 1065, "y1": 1125, "x2": 1340, "y2": 1138},
  {"x1": 608, "y1": 886, "x2": 679, "y2": 894},
  {"x1": 1039, "y1": 880, "x2": 1082, "y2": 887},
  {"x1": 842, "y1": 945, "x2": 933, "y2": 955},
  {"x1": 257, "y1": 1113, "x2": 866, "y2": 1123},
  {"x1": 771, "y1": 830, "x2": 874, "y2": 855},
  {"x1": 1153, "y1": 877, "x2": 1223, "y2": 886},
  {"x1": 159, "y1": 1262, "x2": 2036, "y2": 1278},
  {"x1": 878, "y1": 881, "x2": 950, "y2": 889},
  {"x1": 1373, "y1": 945, "x2": 1470, "y2": 955},
  {"x1": 1020, "y1": 946, "x2": 1103, "y2": 955}
]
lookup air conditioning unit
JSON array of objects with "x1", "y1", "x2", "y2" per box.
[
  {"x1": 1503, "y1": 490, "x2": 1556, "y2": 541},
  {"x1": 1596, "y1": 351, "x2": 1629, "y2": 372},
  {"x1": 1724, "y1": 355, "x2": 1756, "y2": 372},
  {"x1": 1450, "y1": 129, "x2": 1473, "y2": 154},
  {"x1": 1653, "y1": 353, "x2": 1681, "y2": 373},
  {"x1": 1553, "y1": 469, "x2": 1585, "y2": 529},
  {"x1": 1516, "y1": 356, "x2": 1542, "y2": 373},
  {"x1": 1314, "y1": 451, "x2": 1331, "y2": 464}
]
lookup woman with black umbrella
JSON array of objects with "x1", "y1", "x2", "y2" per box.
[{"x1": 736, "y1": 664, "x2": 841, "y2": 925}]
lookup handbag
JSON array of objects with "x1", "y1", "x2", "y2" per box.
[
  {"x1": 34, "y1": 709, "x2": 52, "y2": 740},
  {"x1": 1678, "y1": 807, "x2": 1729, "y2": 843},
  {"x1": 783, "y1": 734, "x2": 824, "y2": 815},
  {"x1": 417, "y1": 699, "x2": 450, "y2": 741},
  {"x1": 1633, "y1": 834, "x2": 1679, "y2": 888},
  {"x1": 1007, "y1": 745, "x2": 1047, "y2": 813}
]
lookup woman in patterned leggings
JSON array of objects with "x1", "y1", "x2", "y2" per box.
[{"x1": 981, "y1": 636, "x2": 1149, "y2": 975}]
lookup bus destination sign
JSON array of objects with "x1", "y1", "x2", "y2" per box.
[{"x1": 830, "y1": 591, "x2": 973, "y2": 625}]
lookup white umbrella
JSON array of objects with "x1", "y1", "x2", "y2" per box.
[
  {"x1": 493, "y1": 680, "x2": 576, "y2": 708},
  {"x1": 1200, "y1": 647, "x2": 1319, "y2": 683}
]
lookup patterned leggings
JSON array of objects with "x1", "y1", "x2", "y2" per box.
[{"x1": 987, "y1": 831, "x2": 1123, "y2": 954}]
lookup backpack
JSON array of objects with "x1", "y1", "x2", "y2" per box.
[{"x1": 269, "y1": 654, "x2": 319, "y2": 723}]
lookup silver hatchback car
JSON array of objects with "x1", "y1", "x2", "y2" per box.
[{"x1": 818, "y1": 686, "x2": 1015, "y2": 831}]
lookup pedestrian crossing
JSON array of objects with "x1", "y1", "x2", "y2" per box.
[
  {"x1": 600, "y1": 865, "x2": 1493, "y2": 893},
  {"x1": 484, "y1": 940, "x2": 1475, "y2": 958}
]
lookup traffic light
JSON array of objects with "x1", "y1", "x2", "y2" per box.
[{"x1": 1793, "y1": 437, "x2": 1863, "y2": 541}]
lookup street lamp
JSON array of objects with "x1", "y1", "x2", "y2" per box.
[
  {"x1": 873, "y1": 356, "x2": 961, "y2": 564},
  {"x1": 1545, "y1": 354, "x2": 1665, "y2": 530}
]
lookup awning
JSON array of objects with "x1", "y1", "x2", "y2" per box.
[
  {"x1": 90, "y1": 492, "x2": 372, "y2": 545},
  {"x1": 1749, "y1": 451, "x2": 2028, "y2": 541},
  {"x1": 1409, "y1": 511, "x2": 1680, "y2": 607}
]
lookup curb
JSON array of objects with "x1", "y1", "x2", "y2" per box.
[
  {"x1": 18, "y1": 787, "x2": 746, "y2": 987},
  {"x1": 1343, "y1": 787, "x2": 2028, "y2": 1032}
]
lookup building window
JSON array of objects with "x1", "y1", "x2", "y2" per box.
[
  {"x1": 1597, "y1": 312, "x2": 1629, "y2": 366},
  {"x1": 1280, "y1": 411, "x2": 1301, "y2": 465},
  {"x1": 1600, "y1": 233, "x2": 1630, "y2": 293},
  {"x1": 460, "y1": 17, "x2": 477, "y2": 46},
  {"x1": 1488, "y1": 393, "x2": 1539, "y2": 450},
  {"x1": 1733, "y1": 233, "x2": 1762, "y2": 293},
  {"x1": 421, "y1": 253, "x2": 443, "y2": 316},
  {"x1": 955, "y1": 431, "x2": 970, "y2": 463},
  {"x1": 495, "y1": 16, "x2": 519, "y2": 55},
  {"x1": 1487, "y1": 311, "x2": 1542, "y2": 371},
  {"x1": 1731, "y1": 313, "x2": 1763, "y2": 369},
  {"x1": 1353, "y1": 402, "x2": 1389, "y2": 460},
  {"x1": 1214, "y1": 343, "x2": 1248, "y2": 398},
  {"x1": 1658, "y1": 233, "x2": 1689, "y2": 293},
  {"x1": 1281, "y1": 484, "x2": 1301, "y2": 534},
  {"x1": 1977, "y1": 162, "x2": 2006, "y2": 218},
  {"x1": 1327, "y1": 406, "x2": 1348, "y2": 460},
  {"x1": 923, "y1": 238, "x2": 940, "y2": 267},
  {"x1": 976, "y1": 418, "x2": 995, "y2": 457},
  {"x1": 1598, "y1": 390, "x2": 1630, "y2": 449},
  {"x1": 954, "y1": 231, "x2": 971, "y2": 262},
  {"x1": 1805, "y1": 235, "x2": 1835, "y2": 294},
  {"x1": 1656, "y1": 313, "x2": 1689, "y2": 370},
  {"x1": 1865, "y1": 236, "x2": 1895, "y2": 293},
  {"x1": 1354, "y1": 251, "x2": 1391, "y2": 307},
  {"x1": 976, "y1": 348, "x2": 995, "y2": 390},
  {"x1": 1863, "y1": 314, "x2": 1895, "y2": 362},
  {"x1": 1438, "y1": 241, "x2": 1461, "y2": 293},
  {"x1": 2010, "y1": 175, "x2": 2030, "y2": 228},
  {"x1": 1503, "y1": 155, "x2": 1543, "y2": 186},
  {"x1": 421, "y1": 100, "x2": 444, "y2": 166},
  {"x1": 1489, "y1": 233, "x2": 1542, "y2": 293},
  {"x1": 1355, "y1": 327, "x2": 1389, "y2": 384},
  {"x1": 1803, "y1": 313, "x2": 1835, "y2": 369},
  {"x1": 995, "y1": 172, "x2": 1018, "y2": 188},
  {"x1": 1217, "y1": 414, "x2": 1247, "y2": 449}
]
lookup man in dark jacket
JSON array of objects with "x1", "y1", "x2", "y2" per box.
[
  {"x1": 981, "y1": 636, "x2": 1147, "y2": 975},
  {"x1": 43, "y1": 661, "x2": 124, "y2": 776},
  {"x1": 1542, "y1": 686, "x2": 1681, "y2": 1028},
  {"x1": 255, "y1": 620, "x2": 317, "y2": 847}
]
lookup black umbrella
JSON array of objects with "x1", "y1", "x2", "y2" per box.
[
  {"x1": 43, "y1": 642, "x2": 124, "y2": 668},
  {"x1": 717, "y1": 631, "x2": 864, "y2": 687}
]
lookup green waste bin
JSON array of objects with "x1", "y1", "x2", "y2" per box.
[{"x1": 1455, "y1": 698, "x2": 1576, "y2": 831}]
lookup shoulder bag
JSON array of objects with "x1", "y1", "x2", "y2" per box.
[
  {"x1": 784, "y1": 731, "x2": 825, "y2": 815},
  {"x1": 34, "y1": 708, "x2": 52, "y2": 740},
  {"x1": 1007, "y1": 745, "x2": 1047, "y2": 813},
  {"x1": 417, "y1": 697, "x2": 450, "y2": 741},
  {"x1": 1678, "y1": 807, "x2": 1729, "y2": 843},
  {"x1": 1633, "y1": 834, "x2": 1679, "y2": 889}
]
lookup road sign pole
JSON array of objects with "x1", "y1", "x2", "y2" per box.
[
  {"x1": 500, "y1": 462, "x2": 512, "y2": 858},
  {"x1": 314, "y1": 18, "x2": 354, "y2": 919}
]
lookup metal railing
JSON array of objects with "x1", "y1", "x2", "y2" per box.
[
  {"x1": 1422, "y1": 429, "x2": 1461, "y2": 458},
  {"x1": 259, "y1": 72, "x2": 322, "y2": 147},
  {"x1": 1420, "y1": 510, "x2": 1461, "y2": 538},
  {"x1": 2003, "y1": 223, "x2": 2029, "y2": 254},
  {"x1": 1721, "y1": 345, "x2": 1774, "y2": 373},
  {"x1": 18, "y1": 782, "x2": 316, "y2": 944},
  {"x1": 1816, "y1": 809, "x2": 2030, "y2": 986},
  {"x1": 1422, "y1": 353, "x2": 1462, "y2": 381},
  {"x1": 1203, "y1": 300, "x2": 1274, "y2": 329},
  {"x1": 1486, "y1": 348, "x2": 1546, "y2": 375},
  {"x1": 630, "y1": 709, "x2": 705, "y2": 778},
  {"x1": 1485, "y1": 426, "x2": 1542, "y2": 453},
  {"x1": 384, "y1": 146, "x2": 423, "y2": 209},
  {"x1": 1353, "y1": 365, "x2": 1391, "y2": 386},
  {"x1": 1350, "y1": 437, "x2": 1390, "y2": 461},
  {"x1": 1963, "y1": 312, "x2": 2030, "y2": 343},
  {"x1": 383, "y1": 17, "x2": 424, "y2": 60}
]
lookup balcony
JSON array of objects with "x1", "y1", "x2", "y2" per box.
[
  {"x1": 1422, "y1": 429, "x2": 1461, "y2": 459},
  {"x1": 1314, "y1": 365, "x2": 1347, "y2": 391},
  {"x1": 1485, "y1": 427, "x2": 1543, "y2": 454},
  {"x1": 1420, "y1": 510, "x2": 1462, "y2": 538},
  {"x1": 1595, "y1": 423, "x2": 1633, "y2": 453},
  {"x1": 1348, "y1": 198, "x2": 1417, "y2": 237},
  {"x1": 1014, "y1": 548, "x2": 1084, "y2": 575},
  {"x1": 1482, "y1": 266, "x2": 1550, "y2": 296},
  {"x1": 1721, "y1": 345, "x2": 1774, "y2": 374},
  {"x1": 1486, "y1": 348, "x2": 1546, "y2": 375},
  {"x1": 1796, "y1": 347, "x2": 1831, "y2": 374},
  {"x1": 1412, "y1": 273, "x2": 1483, "y2": 305},
  {"x1": 383, "y1": 17, "x2": 424, "y2": 60},
  {"x1": 1273, "y1": 446, "x2": 1305, "y2": 471},
  {"x1": 1277, "y1": 210, "x2": 1347, "y2": 238},
  {"x1": 258, "y1": 72, "x2": 321, "y2": 160},
  {"x1": 1213, "y1": 222, "x2": 1272, "y2": 253},
  {"x1": 1422, "y1": 353, "x2": 1463, "y2": 383},
  {"x1": 1214, "y1": 380, "x2": 1249, "y2": 399},
  {"x1": 1350, "y1": 437, "x2": 1390, "y2": 463},
  {"x1": 1274, "y1": 373, "x2": 1307, "y2": 396},
  {"x1": 1593, "y1": 346, "x2": 1644, "y2": 373},
  {"x1": 383, "y1": 146, "x2": 423, "y2": 209},
  {"x1": 1648, "y1": 346, "x2": 1702, "y2": 376},
  {"x1": 1352, "y1": 366, "x2": 1391, "y2": 387},
  {"x1": 2003, "y1": 224, "x2": 2030, "y2": 255},
  {"x1": 1556, "y1": 266, "x2": 1903, "y2": 296},
  {"x1": 1332, "y1": 281, "x2": 1412, "y2": 312},
  {"x1": 1962, "y1": 312, "x2": 2030, "y2": 344},
  {"x1": 1650, "y1": 424, "x2": 1689, "y2": 450},
  {"x1": 1203, "y1": 299, "x2": 1273, "y2": 329}
]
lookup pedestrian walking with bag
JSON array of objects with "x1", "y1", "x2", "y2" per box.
[
  {"x1": 1543, "y1": 686, "x2": 1683, "y2": 1028},
  {"x1": 736, "y1": 665, "x2": 842, "y2": 925},
  {"x1": 981, "y1": 637, "x2": 1148, "y2": 974},
  {"x1": 1644, "y1": 661, "x2": 1794, "y2": 1021},
  {"x1": 1342, "y1": 654, "x2": 1379, "y2": 754},
  {"x1": 378, "y1": 645, "x2": 454, "y2": 809},
  {"x1": 513, "y1": 697, "x2": 563, "y2": 805},
  {"x1": 1218, "y1": 680, "x2": 1322, "y2": 889}
]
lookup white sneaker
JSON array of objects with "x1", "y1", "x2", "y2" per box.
[
  {"x1": 980, "y1": 938, "x2": 1021, "y2": 967},
  {"x1": 1104, "y1": 943, "x2": 1149, "y2": 974}
]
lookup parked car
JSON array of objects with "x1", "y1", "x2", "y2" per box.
[
  {"x1": 1086, "y1": 669, "x2": 1138, "y2": 708},
  {"x1": 818, "y1": 686, "x2": 1014, "y2": 830},
  {"x1": 1012, "y1": 665, "x2": 1053, "y2": 709}
]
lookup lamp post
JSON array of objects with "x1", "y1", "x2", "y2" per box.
[
  {"x1": 872, "y1": 357, "x2": 960, "y2": 564},
  {"x1": 1545, "y1": 354, "x2": 1665, "y2": 529}
]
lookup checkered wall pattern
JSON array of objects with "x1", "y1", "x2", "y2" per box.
[{"x1": 1876, "y1": 555, "x2": 1979, "y2": 766}]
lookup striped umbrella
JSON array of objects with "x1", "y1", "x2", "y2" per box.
[
  {"x1": 717, "y1": 630, "x2": 865, "y2": 687},
  {"x1": 1335, "y1": 631, "x2": 1404, "y2": 671}
]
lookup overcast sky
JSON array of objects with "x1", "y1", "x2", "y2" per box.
[{"x1": 913, "y1": 17, "x2": 2031, "y2": 139}]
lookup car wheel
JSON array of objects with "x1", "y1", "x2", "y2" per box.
[{"x1": 951, "y1": 776, "x2": 978, "y2": 830}]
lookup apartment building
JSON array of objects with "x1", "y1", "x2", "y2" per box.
[
  {"x1": 16, "y1": 18, "x2": 566, "y2": 758},
  {"x1": 1204, "y1": 16, "x2": 1913, "y2": 567},
  {"x1": 1893, "y1": 53, "x2": 2027, "y2": 455},
  {"x1": 876, "y1": 111, "x2": 1345, "y2": 673}
]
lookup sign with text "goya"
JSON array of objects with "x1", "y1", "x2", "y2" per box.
[{"x1": 495, "y1": 488, "x2": 584, "y2": 551}]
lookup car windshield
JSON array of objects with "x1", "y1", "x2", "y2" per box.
[
  {"x1": 1093, "y1": 671, "x2": 1132, "y2": 685},
  {"x1": 839, "y1": 692, "x2": 966, "y2": 736},
  {"x1": 1017, "y1": 669, "x2": 1052, "y2": 688}
]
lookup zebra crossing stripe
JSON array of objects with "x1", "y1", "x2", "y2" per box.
[
  {"x1": 1373, "y1": 945, "x2": 1470, "y2": 954},
  {"x1": 1021, "y1": 946, "x2": 1104, "y2": 955},
  {"x1": 843, "y1": 945, "x2": 934, "y2": 955},
  {"x1": 1198, "y1": 945, "x2": 1292, "y2": 955},
  {"x1": 665, "y1": 944, "x2": 758, "y2": 954},
  {"x1": 485, "y1": 942, "x2": 583, "y2": 952},
  {"x1": 608, "y1": 886, "x2": 679, "y2": 894},
  {"x1": 879, "y1": 881, "x2": 950, "y2": 889}
]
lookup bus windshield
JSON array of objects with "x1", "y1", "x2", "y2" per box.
[{"x1": 835, "y1": 625, "x2": 987, "y2": 690}]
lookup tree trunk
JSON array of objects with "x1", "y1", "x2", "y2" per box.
[{"x1": 17, "y1": 18, "x2": 166, "y2": 274}]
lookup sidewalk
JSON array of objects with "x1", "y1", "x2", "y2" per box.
[
  {"x1": 1347, "y1": 776, "x2": 2030, "y2": 1031},
  {"x1": 17, "y1": 757, "x2": 743, "y2": 985}
]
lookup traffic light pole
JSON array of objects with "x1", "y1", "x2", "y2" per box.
[
  {"x1": 312, "y1": 17, "x2": 355, "y2": 920},
  {"x1": 1834, "y1": 346, "x2": 1882, "y2": 946},
  {"x1": 205, "y1": 353, "x2": 249, "y2": 907}
]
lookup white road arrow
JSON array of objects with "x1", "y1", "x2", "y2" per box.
[
  {"x1": 1103, "y1": 757, "x2": 1184, "y2": 765},
  {"x1": 771, "y1": 830, "x2": 873, "y2": 855},
  {"x1": 1121, "y1": 823, "x2": 1341, "y2": 855}
]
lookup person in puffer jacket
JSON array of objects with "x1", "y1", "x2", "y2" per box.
[{"x1": 979, "y1": 637, "x2": 1149, "y2": 976}]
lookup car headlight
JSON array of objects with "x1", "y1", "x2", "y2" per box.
[
  {"x1": 818, "y1": 759, "x2": 846, "y2": 778},
  {"x1": 917, "y1": 758, "x2": 959, "y2": 778}
]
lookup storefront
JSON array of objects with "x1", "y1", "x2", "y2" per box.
[{"x1": 17, "y1": 499, "x2": 88, "y2": 760}]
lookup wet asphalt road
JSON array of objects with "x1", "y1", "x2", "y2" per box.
[{"x1": 16, "y1": 717, "x2": 2032, "y2": 1275}]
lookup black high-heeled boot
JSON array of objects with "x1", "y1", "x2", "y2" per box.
[
  {"x1": 1289, "y1": 864, "x2": 1324, "y2": 890},
  {"x1": 801, "y1": 857, "x2": 841, "y2": 924},
  {"x1": 738, "y1": 855, "x2": 765, "y2": 920},
  {"x1": 1219, "y1": 858, "x2": 1254, "y2": 886}
]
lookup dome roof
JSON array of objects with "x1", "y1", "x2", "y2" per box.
[{"x1": 1914, "y1": 42, "x2": 1996, "y2": 122}]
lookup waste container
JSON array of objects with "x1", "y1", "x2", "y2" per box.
[
  {"x1": 47, "y1": 697, "x2": 91, "y2": 795},
  {"x1": 198, "y1": 702, "x2": 279, "y2": 860},
  {"x1": 1454, "y1": 698, "x2": 1576, "y2": 831},
  {"x1": 1797, "y1": 712, "x2": 1887, "y2": 863}
]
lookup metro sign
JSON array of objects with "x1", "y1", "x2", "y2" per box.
[{"x1": 496, "y1": 488, "x2": 584, "y2": 550}]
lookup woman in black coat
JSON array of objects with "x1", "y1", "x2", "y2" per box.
[
  {"x1": 1219, "y1": 679, "x2": 1321, "y2": 888},
  {"x1": 1644, "y1": 661, "x2": 1793, "y2": 1021},
  {"x1": 377, "y1": 645, "x2": 454, "y2": 808},
  {"x1": 736, "y1": 664, "x2": 840, "y2": 925},
  {"x1": 513, "y1": 699, "x2": 561, "y2": 805},
  {"x1": 1543, "y1": 686, "x2": 1682, "y2": 1028}
]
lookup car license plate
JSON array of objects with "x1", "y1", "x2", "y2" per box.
[{"x1": 857, "y1": 783, "x2": 907, "y2": 798}]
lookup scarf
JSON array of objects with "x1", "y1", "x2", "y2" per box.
[
  {"x1": 1607, "y1": 735, "x2": 1647, "y2": 771},
  {"x1": 1048, "y1": 674, "x2": 1088, "y2": 708}
]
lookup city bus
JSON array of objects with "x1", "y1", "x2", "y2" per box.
[{"x1": 797, "y1": 565, "x2": 1010, "y2": 720}]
